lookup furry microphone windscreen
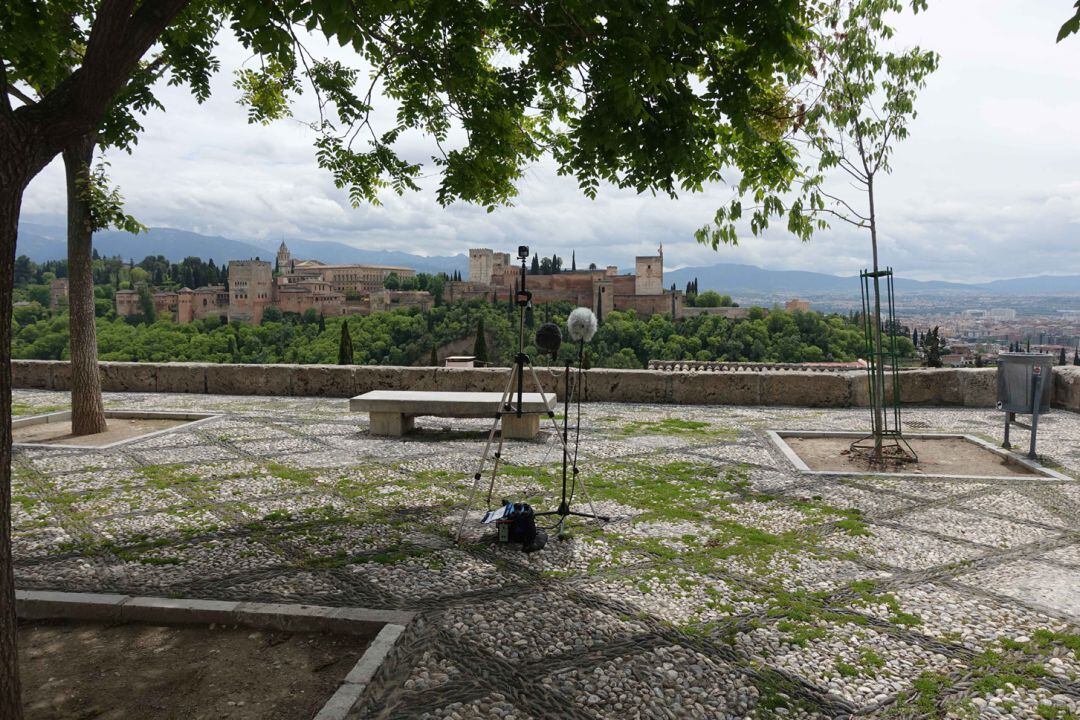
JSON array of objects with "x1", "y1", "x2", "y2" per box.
[{"x1": 567, "y1": 307, "x2": 598, "y2": 342}]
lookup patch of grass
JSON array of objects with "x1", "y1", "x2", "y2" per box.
[
  {"x1": 11, "y1": 402, "x2": 68, "y2": 417},
  {"x1": 848, "y1": 580, "x2": 922, "y2": 627},
  {"x1": 835, "y1": 516, "x2": 872, "y2": 536},
  {"x1": 618, "y1": 418, "x2": 738, "y2": 439},
  {"x1": 266, "y1": 463, "x2": 319, "y2": 484},
  {"x1": 968, "y1": 648, "x2": 1046, "y2": 694},
  {"x1": 299, "y1": 551, "x2": 353, "y2": 569},
  {"x1": 1030, "y1": 629, "x2": 1080, "y2": 654},
  {"x1": 137, "y1": 464, "x2": 201, "y2": 490},
  {"x1": 1037, "y1": 704, "x2": 1079, "y2": 719},
  {"x1": 911, "y1": 671, "x2": 951, "y2": 715},
  {"x1": 835, "y1": 661, "x2": 859, "y2": 677},
  {"x1": 777, "y1": 619, "x2": 827, "y2": 647}
]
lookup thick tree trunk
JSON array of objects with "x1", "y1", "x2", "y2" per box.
[
  {"x1": 63, "y1": 135, "x2": 108, "y2": 436},
  {"x1": 0, "y1": 126, "x2": 28, "y2": 720},
  {"x1": 1, "y1": 7, "x2": 194, "y2": 717}
]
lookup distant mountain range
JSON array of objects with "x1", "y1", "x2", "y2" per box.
[
  {"x1": 667, "y1": 263, "x2": 1080, "y2": 296},
  {"x1": 16, "y1": 221, "x2": 1078, "y2": 295},
  {"x1": 16, "y1": 222, "x2": 470, "y2": 276}
]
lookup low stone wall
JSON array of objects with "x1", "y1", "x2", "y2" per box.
[{"x1": 11, "y1": 360, "x2": 1080, "y2": 412}]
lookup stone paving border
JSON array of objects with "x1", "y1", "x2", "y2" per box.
[
  {"x1": 15, "y1": 589, "x2": 413, "y2": 720},
  {"x1": 12, "y1": 409, "x2": 221, "y2": 450},
  {"x1": 766, "y1": 429, "x2": 1073, "y2": 481}
]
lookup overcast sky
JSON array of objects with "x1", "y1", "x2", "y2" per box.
[{"x1": 19, "y1": 0, "x2": 1080, "y2": 282}]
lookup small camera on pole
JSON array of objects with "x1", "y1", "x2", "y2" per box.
[{"x1": 516, "y1": 245, "x2": 532, "y2": 308}]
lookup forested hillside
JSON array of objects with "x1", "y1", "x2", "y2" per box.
[{"x1": 12, "y1": 252, "x2": 913, "y2": 367}]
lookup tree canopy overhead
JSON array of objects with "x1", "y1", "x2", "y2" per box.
[
  {"x1": 4, "y1": 0, "x2": 822, "y2": 212},
  {"x1": 2, "y1": 2, "x2": 829, "y2": 717}
]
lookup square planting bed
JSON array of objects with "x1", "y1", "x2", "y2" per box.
[
  {"x1": 12, "y1": 410, "x2": 219, "y2": 449},
  {"x1": 767, "y1": 430, "x2": 1071, "y2": 480},
  {"x1": 16, "y1": 590, "x2": 411, "y2": 720}
]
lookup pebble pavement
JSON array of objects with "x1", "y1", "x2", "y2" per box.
[{"x1": 9, "y1": 390, "x2": 1080, "y2": 719}]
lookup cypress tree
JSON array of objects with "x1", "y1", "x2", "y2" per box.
[
  {"x1": 473, "y1": 317, "x2": 489, "y2": 364},
  {"x1": 430, "y1": 345, "x2": 439, "y2": 366},
  {"x1": 318, "y1": 314, "x2": 325, "y2": 333},
  {"x1": 1026, "y1": 338, "x2": 1031, "y2": 353},
  {"x1": 1073, "y1": 346, "x2": 1079, "y2": 366},
  {"x1": 338, "y1": 319, "x2": 354, "y2": 365},
  {"x1": 571, "y1": 251, "x2": 576, "y2": 272},
  {"x1": 1060, "y1": 347, "x2": 1067, "y2": 365},
  {"x1": 530, "y1": 254, "x2": 540, "y2": 275}
]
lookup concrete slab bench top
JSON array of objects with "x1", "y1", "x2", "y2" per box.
[{"x1": 349, "y1": 391, "x2": 556, "y2": 438}]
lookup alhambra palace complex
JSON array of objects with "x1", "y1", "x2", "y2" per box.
[
  {"x1": 115, "y1": 243, "x2": 428, "y2": 324},
  {"x1": 448, "y1": 246, "x2": 686, "y2": 318},
  {"x1": 114, "y1": 241, "x2": 743, "y2": 324}
]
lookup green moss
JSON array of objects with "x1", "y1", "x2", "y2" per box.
[
  {"x1": 1037, "y1": 704, "x2": 1079, "y2": 719},
  {"x1": 969, "y1": 648, "x2": 1046, "y2": 694},
  {"x1": 138, "y1": 464, "x2": 201, "y2": 490},
  {"x1": 299, "y1": 551, "x2": 354, "y2": 569},
  {"x1": 618, "y1": 418, "x2": 738, "y2": 439},
  {"x1": 266, "y1": 462, "x2": 319, "y2": 484},
  {"x1": 835, "y1": 661, "x2": 859, "y2": 677}
]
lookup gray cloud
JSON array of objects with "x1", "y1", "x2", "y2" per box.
[{"x1": 20, "y1": 0, "x2": 1080, "y2": 281}]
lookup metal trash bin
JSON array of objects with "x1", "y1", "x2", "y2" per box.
[{"x1": 996, "y1": 352, "x2": 1052, "y2": 458}]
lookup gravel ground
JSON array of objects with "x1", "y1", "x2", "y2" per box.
[{"x1": 10, "y1": 391, "x2": 1080, "y2": 718}]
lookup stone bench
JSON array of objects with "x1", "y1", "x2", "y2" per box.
[{"x1": 349, "y1": 390, "x2": 556, "y2": 439}]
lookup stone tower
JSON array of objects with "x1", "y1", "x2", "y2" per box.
[
  {"x1": 634, "y1": 243, "x2": 663, "y2": 296},
  {"x1": 276, "y1": 241, "x2": 291, "y2": 274},
  {"x1": 228, "y1": 259, "x2": 274, "y2": 324},
  {"x1": 469, "y1": 248, "x2": 494, "y2": 284},
  {"x1": 176, "y1": 288, "x2": 194, "y2": 324}
]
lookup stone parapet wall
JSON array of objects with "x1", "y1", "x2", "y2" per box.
[{"x1": 11, "y1": 360, "x2": 1080, "y2": 412}]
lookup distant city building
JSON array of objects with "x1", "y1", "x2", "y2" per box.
[
  {"x1": 786, "y1": 298, "x2": 811, "y2": 313},
  {"x1": 988, "y1": 307, "x2": 1017, "y2": 321}
]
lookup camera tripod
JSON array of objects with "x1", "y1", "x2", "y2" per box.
[
  {"x1": 534, "y1": 341, "x2": 608, "y2": 537},
  {"x1": 454, "y1": 252, "x2": 605, "y2": 544}
]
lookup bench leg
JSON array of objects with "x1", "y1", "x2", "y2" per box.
[
  {"x1": 369, "y1": 412, "x2": 414, "y2": 436},
  {"x1": 502, "y1": 413, "x2": 540, "y2": 440}
]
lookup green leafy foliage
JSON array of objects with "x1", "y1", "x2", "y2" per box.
[
  {"x1": 1060, "y1": 2, "x2": 1080, "y2": 42},
  {"x1": 12, "y1": 286, "x2": 890, "y2": 366},
  {"x1": 701, "y1": 0, "x2": 938, "y2": 248}
]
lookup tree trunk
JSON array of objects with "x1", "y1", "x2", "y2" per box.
[
  {"x1": 867, "y1": 176, "x2": 886, "y2": 461},
  {"x1": 0, "y1": 127, "x2": 28, "y2": 720},
  {"x1": 63, "y1": 135, "x2": 108, "y2": 436}
]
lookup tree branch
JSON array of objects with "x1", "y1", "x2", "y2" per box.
[{"x1": 818, "y1": 188, "x2": 869, "y2": 223}]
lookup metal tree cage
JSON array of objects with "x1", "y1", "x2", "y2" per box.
[{"x1": 850, "y1": 267, "x2": 917, "y2": 463}]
